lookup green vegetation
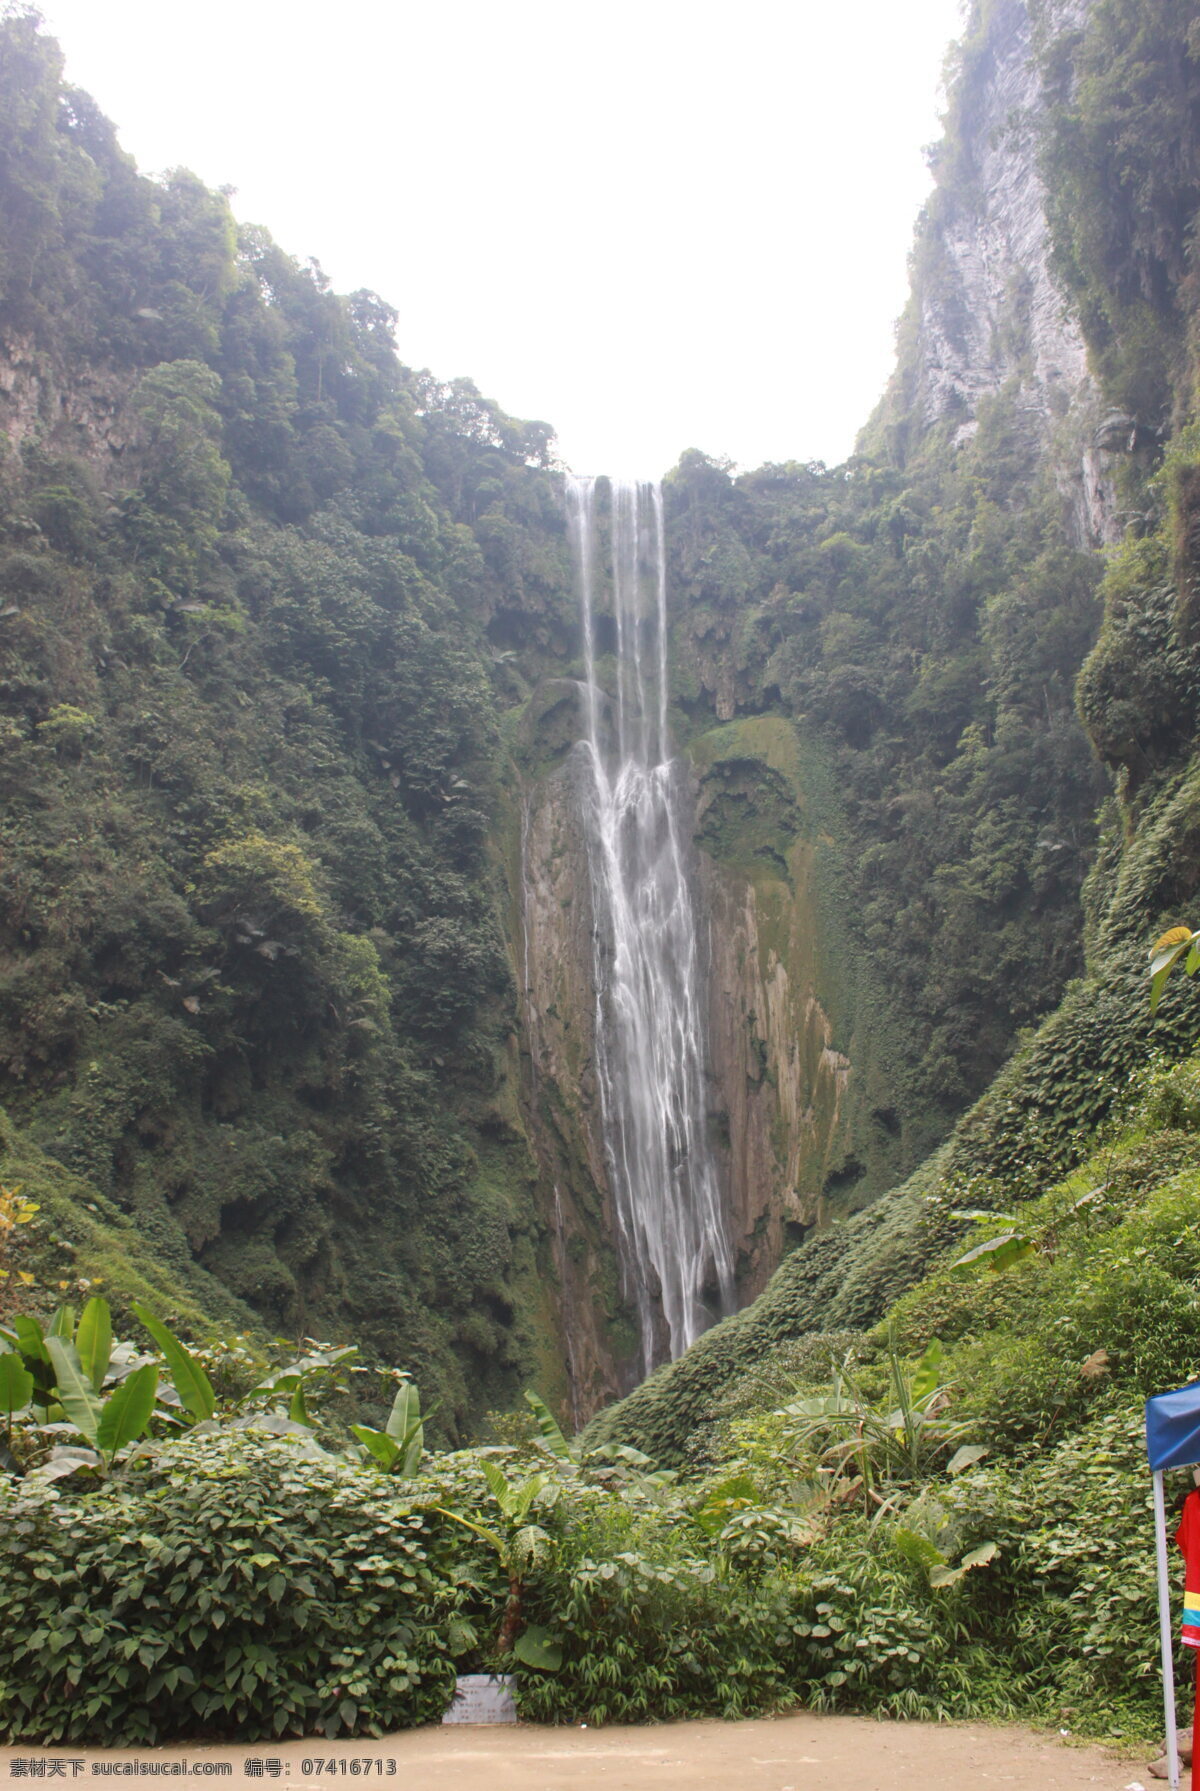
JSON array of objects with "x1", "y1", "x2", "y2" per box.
[
  {"x1": 665, "y1": 387, "x2": 1108, "y2": 1159},
  {"x1": 6, "y1": 1050, "x2": 1200, "y2": 1747},
  {"x1": 0, "y1": 7, "x2": 573, "y2": 1433}
]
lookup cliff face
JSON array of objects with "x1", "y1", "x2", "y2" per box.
[
  {"x1": 0, "y1": 326, "x2": 137, "y2": 464},
  {"x1": 515, "y1": 737, "x2": 625, "y2": 1417},
  {"x1": 880, "y1": 0, "x2": 1117, "y2": 545},
  {"x1": 511, "y1": 682, "x2": 912, "y2": 1416}
]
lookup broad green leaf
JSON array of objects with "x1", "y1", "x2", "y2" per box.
[
  {"x1": 524, "y1": 1389, "x2": 574, "y2": 1460},
  {"x1": 513, "y1": 1624, "x2": 563, "y2": 1670},
  {"x1": 385, "y1": 1381, "x2": 420, "y2": 1444},
  {"x1": 132, "y1": 1305, "x2": 215, "y2": 1421},
  {"x1": 48, "y1": 1304, "x2": 76, "y2": 1340},
  {"x1": 480, "y1": 1457, "x2": 515, "y2": 1513},
  {"x1": 379, "y1": 1382, "x2": 426, "y2": 1474},
  {"x1": 0, "y1": 1351, "x2": 34, "y2": 1416},
  {"x1": 45, "y1": 1336, "x2": 101, "y2": 1444},
  {"x1": 951, "y1": 1232, "x2": 1034, "y2": 1274},
  {"x1": 910, "y1": 1339, "x2": 945, "y2": 1405},
  {"x1": 75, "y1": 1297, "x2": 113, "y2": 1394},
  {"x1": 1151, "y1": 961, "x2": 1176, "y2": 1012},
  {"x1": 28, "y1": 1445, "x2": 102, "y2": 1482},
  {"x1": 97, "y1": 1363, "x2": 159, "y2": 1457},
  {"x1": 288, "y1": 1381, "x2": 311, "y2": 1427},
  {"x1": 350, "y1": 1424, "x2": 400, "y2": 1469},
  {"x1": 930, "y1": 1539, "x2": 998, "y2": 1588},
  {"x1": 432, "y1": 1505, "x2": 505, "y2": 1558},
  {"x1": 248, "y1": 1343, "x2": 357, "y2": 1399},
  {"x1": 14, "y1": 1313, "x2": 50, "y2": 1364},
  {"x1": 1188, "y1": 943, "x2": 1200, "y2": 977},
  {"x1": 947, "y1": 1444, "x2": 989, "y2": 1476},
  {"x1": 510, "y1": 1473, "x2": 550, "y2": 1523}
]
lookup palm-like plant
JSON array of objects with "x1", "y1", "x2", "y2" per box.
[
  {"x1": 436, "y1": 1458, "x2": 561, "y2": 1666},
  {"x1": 776, "y1": 1335, "x2": 971, "y2": 1508}
]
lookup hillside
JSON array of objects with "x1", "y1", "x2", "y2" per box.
[{"x1": 0, "y1": 12, "x2": 577, "y2": 1432}]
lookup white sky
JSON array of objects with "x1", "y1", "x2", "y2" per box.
[{"x1": 38, "y1": 0, "x2": 964, "y2": 478}]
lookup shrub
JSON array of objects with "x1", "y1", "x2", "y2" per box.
[
  {"x1": 0, "y1": 1433, "x2": 466, "y2": 1745},
  {"x1": 516, "y1": 1488, "x2": 791, "y2": 1724}
]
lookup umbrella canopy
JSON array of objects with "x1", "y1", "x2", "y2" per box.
[
  {"x1": 1146, "y1": 1380, "x2": 1200, "y2": 1472},
  {"x1": 1144, "y1": 1380, "x2": 1200, "y2": 1791}
]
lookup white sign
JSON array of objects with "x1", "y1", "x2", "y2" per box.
[{"x1": 441, "y1": 1674, "x2": 518, "y2": 1725}]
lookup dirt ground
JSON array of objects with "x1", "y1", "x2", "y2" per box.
[{"x1": 0, "y1": 1713, "x2": 1152, "y2": 1791}]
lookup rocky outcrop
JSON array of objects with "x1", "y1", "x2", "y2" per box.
[
  {"x1": 517, "y1": 744, "x2": 631, "y2": 1418},
  {"x1": 891, "y1": 0, "x2": 1118, "y2": 544},
  {"x1": 701, "y1": 863, "x2": 850, "y2": 1290},
  {"x1": 0, "y1": 327, "x2": 136, "y2": 465}
]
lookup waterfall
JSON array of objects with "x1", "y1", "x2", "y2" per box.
[{"x1": 565, "y1": 474, "x2": 734, "y2": 1372}]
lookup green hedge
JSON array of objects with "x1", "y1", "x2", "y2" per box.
[{"x1": 0, "y1": 1434, "x2": 464, "y2": 1745}]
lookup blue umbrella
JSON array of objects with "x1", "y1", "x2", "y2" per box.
[{"x1": 1145, "y1": 1380, "x2": 1200, "y2": 1791}]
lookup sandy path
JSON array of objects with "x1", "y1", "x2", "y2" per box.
[{"x1": 0, "y1": 1714, "x2": 1148, "y2": 1791}]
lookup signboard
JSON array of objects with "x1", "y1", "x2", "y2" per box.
[{"x1": 441, "y1": 1674, "x2": 518, "y2": 1725}]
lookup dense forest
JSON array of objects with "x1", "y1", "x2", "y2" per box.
[
  {"x1": 0, "y1": 8, "x2": 579, "y2": 1431},
  {"x1": 5, "y1": 0, "x2": 1200, "y2": 1755}
]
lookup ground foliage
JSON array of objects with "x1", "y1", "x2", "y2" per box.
[{"x1": 6, "y1": 1064, "x2": 1200, "y2": 1747}]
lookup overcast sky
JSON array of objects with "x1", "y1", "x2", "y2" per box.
[{"x1": 38, "y1": 0, "x2": 964, "y2": 478}]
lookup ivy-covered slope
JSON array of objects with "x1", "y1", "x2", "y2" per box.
[
  {"x1": 0, "y1": 14, "x2": 575, "y2": 1434},
  {"x1": 588, "y1": 0, "x2": 1200, "y2": 1461}
]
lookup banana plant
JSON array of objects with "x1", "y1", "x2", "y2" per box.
[
  {"x1": 132, "y1": 1303, "x2": 215, "y2": 1422},
  {"x1": 350, "y1": 1378, "x2": 427, "y2": 1475},
  {"x1": 435, "y1": 1457, "x2": 562, "y2": 1668},
  {"x1": 524, "y1": 1388, "x2": 580, "y2": 1467},
  {"x1": 0, "y1": 1347, "x2": 34, "y2": 1472},
  {"x1": 43, "y1": 1332, "x2": 159, "y2": 1471},
  {"x1": 244, "y1": 1343, "x2": 358, "y2": 1429},
  {"x1": 0, "y1": 1295, "x2": 160, "y2": 1475},
  {"x1": 0, "y1": 1295, "x2": 211, "y2": 1475}
]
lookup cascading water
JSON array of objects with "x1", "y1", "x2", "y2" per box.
[{"x1": 565, "y1": 473, "x2": 734, "y2": 1372}]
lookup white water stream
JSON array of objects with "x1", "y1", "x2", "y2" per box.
[{"x1": 565, "y1": 474, "x2": 734, "y2": 1371}]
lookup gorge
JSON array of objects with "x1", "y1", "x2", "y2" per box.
[{"x1": 0, "y1": 0, "x2": 1197, "y2": 1455}]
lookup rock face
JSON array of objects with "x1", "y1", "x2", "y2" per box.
[
  {"x1": 514, "y1": 701, "x2": 911, "y2": 1418},
  {"x1": 517, "y1": 744, "x2": 630, "y2": 1418},
  {"x1": 690, "y1": 717, "x2": 911, "y2": 1288},
  {"x1": 0, "y1": 327, "x2": 136, "y2": 464},
  {"x1": 700, "y1": 861, "x2": 850, "y2": 1289},
  {"x1": 892, "y1": 0, "x2": 1117, "y2": 544}
]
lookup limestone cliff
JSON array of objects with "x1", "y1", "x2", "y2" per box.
[
  {"x1": 511, "y1": 686, "x2": 912, "y2": 1416},
  {"x1": 876, "y1": 0, "x2": 1117, "y2": 545}
]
